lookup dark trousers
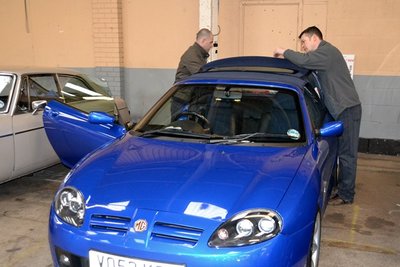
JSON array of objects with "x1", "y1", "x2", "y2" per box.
[{"x1": 337, "y1": 104, "x2": 362, "y2": 202}]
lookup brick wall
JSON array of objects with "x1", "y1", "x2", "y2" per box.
[{"x1": 92, "y1": 0, "x2": 124, "y2": 97}]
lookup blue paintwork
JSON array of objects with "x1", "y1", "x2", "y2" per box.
[
  {"x1": 88, "y1": 111, "x2": 115, "y2": 124},
  {"x1": 43, "y1": 100, "x2": 125, "y2": 168},
  {"x1": 319, "y1": 121, "x2": 344, "y2": 137},
  {"x1": 49, "y1": 137, "x2": 315, "y2": 266},
  {"x1": 47, "y1": 56, "x2": 341, "y2": 267}
]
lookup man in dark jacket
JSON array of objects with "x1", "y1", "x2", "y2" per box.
[
  {"x1": 174, "y1": 28, "x2": 214, "y2": 83},
  {"x1": 274, "y1": 26, "x2": 362, "y2": 205}
]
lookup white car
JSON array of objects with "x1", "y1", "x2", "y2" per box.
[{"x1": 0, "y1": 68, "x2": 130, "y2": 184}]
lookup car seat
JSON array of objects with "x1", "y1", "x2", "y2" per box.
[
  {"x1": 207, "y1": 100, "x2": 237, "y2": 136},
  {"x1": 114, "y1": 97, "x2": 133, "y2": 129},
  {"x1": 267, "y1": 94, "x2": 299, "y2": 134}
]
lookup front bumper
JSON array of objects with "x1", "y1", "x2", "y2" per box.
[{"x1": 49, "y1": 209, "x2": 312, "y2": 267}]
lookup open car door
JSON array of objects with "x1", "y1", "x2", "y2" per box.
[{"x1": 43, "y1": 100, "x2": 126, "y2": 168}]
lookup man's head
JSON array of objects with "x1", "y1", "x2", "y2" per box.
[
  {"x1": 196, "y1": 28, "x2": 214, "y2": 52},
  {"x1": 299, "y1": 26, "x2": 323, "y2": 52}
]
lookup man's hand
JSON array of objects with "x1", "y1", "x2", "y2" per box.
[{"x1": 273, "y1": 47, "x2": 286, "y2": 58}]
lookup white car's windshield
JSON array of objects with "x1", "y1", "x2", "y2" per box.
[
  {"x1": 136, "y1": 85, "x2": 305, "y2": 143},
  {"x1": 0, "y1": 75, "x2": 14, "y2": 112}
]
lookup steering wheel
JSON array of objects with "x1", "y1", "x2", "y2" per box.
[{"x1": 173, "y1": 111, "x2": 210, "y2": 129}]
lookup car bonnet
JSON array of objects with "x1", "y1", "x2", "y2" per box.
[{"x1": 70, "y1": 136, "x2": 307, "y2": 220}]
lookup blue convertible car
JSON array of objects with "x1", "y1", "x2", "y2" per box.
[{"x1": 46, "y1": 57, "x2": 342, "y2": 267}]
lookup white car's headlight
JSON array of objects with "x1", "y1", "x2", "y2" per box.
[
  {"x1": 208, "y1": 209, "x2": 282, "y2": 247},
  {"x1": 54, "y1": 187, "x2": 85, "y2": 227}
]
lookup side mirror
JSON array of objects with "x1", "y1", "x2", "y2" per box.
[
  {"x1": 88, "y1": 111, "x2": 115, "y2": 124},
  {"x1": 32, "y1": 100, "x2": 48, "y2": 115},
  {"x1": 316, "y1": 121, "x2": 343, "y2": 137}
]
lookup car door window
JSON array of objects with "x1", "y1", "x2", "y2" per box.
[
  {"x1": 0, "y1": 75, "x2": 14, "y2": 113},
  {"x1": 17, "y1": 75, "x2": 60, "y2": 113},
  {"x1": 58, "y1": 75, "x2": 115, "y2": 114},
  {"x1": 304, "y1": 83, "x2": 326, "y2": 129},
  {"x1": 59, "y1": 76, "x2": 96, "y2": 103},
  {"x1": 305, "y1": 72, "x2": 323, "y2": 99},
  {"x1": 30, "y1": 75, "x2": 59, "y2": 97}
]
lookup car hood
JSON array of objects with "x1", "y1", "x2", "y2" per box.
[{"x1": 72, "y1": 136, "x2": 307, "y2": 220}]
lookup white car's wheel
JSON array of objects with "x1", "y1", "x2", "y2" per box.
[{"x1": 306, "y1": 212, "x2": 321, "y2": 267}]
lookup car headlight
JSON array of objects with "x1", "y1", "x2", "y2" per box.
[
  {"x1": 54, "y1": 186, "x2": 85, "y2": 227},
  {"x1": 208, "y1": 209, "x2": 282, "y2": 247}
]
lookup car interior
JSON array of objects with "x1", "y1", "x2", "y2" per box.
[{"x1": 145, "y1": 85, "x2": 304, "y2": 142}]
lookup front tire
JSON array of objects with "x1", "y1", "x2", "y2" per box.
[{"x1": 306, "y1": 212, "x2": 321, "y2": 267}]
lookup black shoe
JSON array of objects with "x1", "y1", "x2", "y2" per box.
[
  {"x1": 329, "y1": 197, "x2": 353, "y2": 206},
  {"x1": 330, "y1": 193, "x2": 339, "y2": 200}
]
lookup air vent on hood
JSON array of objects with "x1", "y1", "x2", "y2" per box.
[
  {"x1": 151, "y1": 222, "x2": 203, "y2": 247},
  {"x1": 90, "y1": 214, "x2": 131, "y2": 234}
]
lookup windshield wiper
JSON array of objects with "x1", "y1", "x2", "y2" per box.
[
  {"x1": 136, "y1": 127, "x2": 217, "y2": 140},
  {"x1": 208, "y1": 132, "x2": 290, "y2": 144},
  {"x1": 136, "y1": 129, "x2": 293, "y2": 144}
]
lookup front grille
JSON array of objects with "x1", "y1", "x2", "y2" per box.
[
  {"x1": 90, "y1": 214, "x2": 131, "y2": 234},
  {"x1": 151, "y1": 222, "x2": 203, "y2": 247}
]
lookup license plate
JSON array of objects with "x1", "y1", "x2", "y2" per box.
[{"x1": 89, "y1": 250, "x2": 185, "y2": 267}]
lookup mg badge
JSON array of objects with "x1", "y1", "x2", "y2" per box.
[{"x1": 134, "y1": 219, "x2": 148, "y2": 232}]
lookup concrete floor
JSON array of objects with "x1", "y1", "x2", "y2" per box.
[{"x1": 0, "y1": 153, "x2": 399, "y2": 267}]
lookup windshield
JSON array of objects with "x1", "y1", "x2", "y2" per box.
[
  {"x1": 0, "y1": 75, "x2": 14, "y2": 113},
  {"x1": 136, "y1": 85, "x2": 305, "y2": 144}
]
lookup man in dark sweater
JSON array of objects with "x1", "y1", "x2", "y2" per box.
[
  {"x1": 174, "y1": 28, "x2": 214, "y2": 83},
  {"x1": 274, "y1": 26, "x2": 362, "y2": 205}
]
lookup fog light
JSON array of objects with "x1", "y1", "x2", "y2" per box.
[{"x1": 59, "y1": 254, "x2": 71, "y2": 266}]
